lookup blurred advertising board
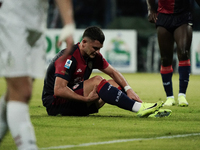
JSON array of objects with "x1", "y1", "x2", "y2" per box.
[
  {"x1": 45, "y1": 29, "x2": 137, "y2": 73},
  {"x1": 191, "y1": 32, "x2": 200, "y2": 74}
]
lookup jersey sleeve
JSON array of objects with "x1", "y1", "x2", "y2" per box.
[{"x1": 54, "y1": 56, "x2": 76, "y2": 81}]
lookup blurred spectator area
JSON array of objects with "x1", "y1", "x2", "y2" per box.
[
  {"x1": 47, "y1": 0, "x2": 148, "y2": 29},
  {"x1": 47, "y1": 0, "x2": 200, "y2": 72},
  {"x1": 47, "y1": 0, "x2": 200, "y2": 32}
]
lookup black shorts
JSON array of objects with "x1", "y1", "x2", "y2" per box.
[
  {"x1": 46, "y1": 100, "x2": 98, "y2": 116},
  {"x1": 45, "y1": 82, "x2": 99, "y2": 116},
  {"x1": 156, "y1": 12, "x2": 193, "y2": 33}
]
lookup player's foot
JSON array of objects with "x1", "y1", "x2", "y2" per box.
[
  {"x1": 137, "y1": 101, "x2": 163, "y2": 117},
  {"x1": 178, "y1": 95, "x2": 188, "y2": 107},
  {"x1": 163, "y1": 97, "x2": 175, "y2": 106},
  {"x1": 148, "y1": 109, "x2": 172, "y2": 118}
]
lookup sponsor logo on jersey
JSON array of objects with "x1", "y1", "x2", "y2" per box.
[
  {"x1": 64, "y1": 59, "x2": 72, "y2": 69},
  {"x1": 77, "y1": 68, "x2": 82, "y2": 73},
  {"x1": 74, "y1": 77, "x2": 82, "y2": 83},
  {"x1": 73, "y1": 84, "x2": 80, "y2": 90}
]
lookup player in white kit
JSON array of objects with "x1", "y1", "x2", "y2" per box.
[{"x1": 0, "y1": 0, "x2": 75, "y2": 149}]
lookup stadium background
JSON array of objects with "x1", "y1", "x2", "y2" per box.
[
  {"x1": 1, "y1": 1, "x2": 200, "y2": 149},
  {"x1": 46, "y1": 0, "x2": 200, "y2": 73}
]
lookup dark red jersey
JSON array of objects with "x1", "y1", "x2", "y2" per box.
[
  {"x1": 42, "y1": 43, "x2": 109, "y2": 106},
  {"x1": 158, "y1": 0, "x2": 191, "y2": 14}
]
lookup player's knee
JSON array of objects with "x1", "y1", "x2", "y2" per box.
[
  {"x1": 92, "y1": 75, "x2": 104, "y2": 85},
  {"x1": 8, "y1": 84, "x2": 32, "y2": 102},
  {"x1": 178, "y1": 49, "x2": 190, "y2": 60},
  {"x1": 22, "y1": 88, "x2": 32, "y2": 102},
  {"x1": 161, "y1": 57, "x2": 173, "y2": 66},
  {"x1": 17, "y1": 85, "x2": 32, "y2": 101}
]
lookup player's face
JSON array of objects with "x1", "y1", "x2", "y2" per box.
[{"x1": 84, "y1": 39, "x2": 103, "y2": 58}]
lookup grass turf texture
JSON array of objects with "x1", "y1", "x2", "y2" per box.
[{"x1": 0, "y1": 73, "x2": 200, "y2": 150}]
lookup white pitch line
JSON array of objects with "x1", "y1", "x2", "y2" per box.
[{"x1": 39, "y1": 133, "x2": 200, "y2": 150}]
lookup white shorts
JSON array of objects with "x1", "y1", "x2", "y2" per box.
[{"x1": 0, "y1": 22, "x2": 47, "y2": 78}]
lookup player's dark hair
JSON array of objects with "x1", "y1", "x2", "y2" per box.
[{"x1": 82, "y1": 26, "x2": 105, "y2": 44}]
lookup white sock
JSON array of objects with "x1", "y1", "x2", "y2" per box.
[
  {"x1": 0, "y1": 95, "x2": 8, "y2": 141},
  {"x1": 7, "y1": 101, "x2": 38, "y2": 150},
  {"x1": 167, "y1": 96, "x2": 174, "y2": 99},
  {"x1": 178, "y1": 93, "x2": 186, "y2": 97},
  {"x1": 132, "y1": 101, "x2": 142, "y2": 112}
]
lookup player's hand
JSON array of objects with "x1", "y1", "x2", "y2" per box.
[
  {"x1": 126, "y1": 89, "x2": 143, "y2": 103},
  {"x1": 57, "y1": 23, "x2": 75, "y2": 60},
  {"x1": 87, "y1": 85, "x2": 100, "y2": 102},
  {"x1": 59, "y1": 35, "x2": 74, "y2": 61},
  {"x1": 147, "y1": 10, "x2": 157, "y2": 23}
]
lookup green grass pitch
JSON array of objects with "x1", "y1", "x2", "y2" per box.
[{"x1": 0, "y1": 73, "x2": 200, "y2": 150}]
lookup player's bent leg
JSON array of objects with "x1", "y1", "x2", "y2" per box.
[
  {"x1": 96, "y1": 79, "x2": 164, "y2": 117},
  {"x1": 107, "y1": 79, "x2": 126, "y2": 92},
  {"x1": 107, "y1": 79, "x2": 119, "y2": 87},
  {"x1": 83, "y1": 75, "x2": 104, "y2": 97},
  {"x1": 97, "y1": 79, "x2": 135, "y2": 111},
  {"x1": 94, "y1": 99, "x2": 105, "y2": 109}
]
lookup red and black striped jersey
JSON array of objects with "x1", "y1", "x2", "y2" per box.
[
  {"x1": 158, "y1": 0, "x2": 191, "y2": 14},
  {"x1": 42, "y1": 43, "x2": 109, "y2": 106}
]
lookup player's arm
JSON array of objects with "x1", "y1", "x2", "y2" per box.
[
  {"x1": 54, "y1": 77, "x2": 99, "y2": 102},
  {"x1": 101, "y1": 64, "x2": 142, "y2": 103},
  {"x1": 55, "y1": 0, "x2": 75, "y2": 58},
  {"x1": 146, "y1": 0, "x2": 157, "y2": 23}
]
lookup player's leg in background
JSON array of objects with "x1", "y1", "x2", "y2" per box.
[
  {"x1": 157, "y1": 26, "x2": 175, "y2": 106},
  {"x1": 6, "y1": 77, "x2": 38, "y2": 150},
  {"x1": 174, "y1": 24, "x2": 192, "y2": 106}
]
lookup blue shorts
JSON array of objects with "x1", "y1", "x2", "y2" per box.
[{"x1": 156, "y1": 12, "x2": 193, "y2": 33}]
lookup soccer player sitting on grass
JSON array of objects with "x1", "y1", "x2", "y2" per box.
[{"x1": 42, "y1": 26, "x2": 170, "y2": 118}]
